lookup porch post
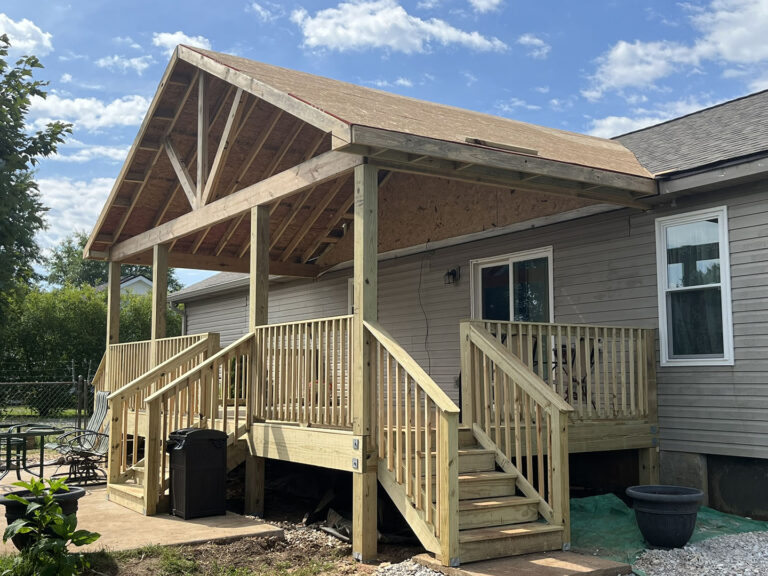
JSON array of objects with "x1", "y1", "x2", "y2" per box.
[
  {"x1": 151, "y1": 244, "x2": 168, "y2": 367},
  {"x1": 106, "y1": 260, "x2": 121, "y2": 485},
  {"x1": 245, "y1": 205, "x2": 269, "y2": 516},
  {"x1": 352, "y1": 163, "x2": 378, "y2": 562}
]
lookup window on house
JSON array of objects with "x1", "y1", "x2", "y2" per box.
[
  {"x1": 471, "y1": 247, "x2": 553, "y2": 322},
  {"x1": 655, "y1": 206, "x2": 733, "y2": 366}
]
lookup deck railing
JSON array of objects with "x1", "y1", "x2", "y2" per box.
[
  {"x1": 142, "y1": 332, "x2": 253, "y2": 514},
  {"x1": 105, "y1": 334, "x2": 210, "y2": 394},
  {"x1": 91, "y1": 353, "x2": 107, "y2": 394},
  {"x1": 461, "y1": 321, "x2": 573, "y2": 542},
  {"x1": 106, "y1": 333, "x2": 218, "y2": 490},
  {"x1": 480, "y1": 320, "x2": 655, "y2": 420},
  {"x1": 366, "y1": 320, "x2": 460, "y2": 564},
  {"x1": 253, "y1": 315, "x2": 353, "y2": 428}
]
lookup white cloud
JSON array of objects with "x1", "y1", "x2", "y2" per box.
[
  {"x1": 291, "y1": 0, "x2": 507, "y2": 53},
  {"x1": 152, "y1": 31, "x2": 212, "y2": 56},
  {"x1": 30, "y1": 94, "x2": 150, "y2": 132},
  {"x1": 587, "y1": 96, "x2": 719, "y2": 137},
  {"x1": 247, "y1": 2, "x2": 284, "y2": 22},
  {"x1": 50, "y1": 145, "x2": 130, "y2": 163},
  {"x1": 0, "y1": 13, "x2": 53, "y2": 56},
  {"x1": 496, "y1": 97, "x2": 542, "y2": 113},
  {"x1": 463, "y1": 71, "x2": 478, "y2": 86},
  {"x1": 114, "y1": 35, "x2": 142, "y2": 49},
  {"x1": 36, "y1": 177, "x2": 115, "y2": 251},
  {"x1": 366, "y1": 76, "x2": 413, "y2": 88},
  {"x1": 534, "y1": 85, "x2": 549, "y2": 94},
  {"x1": 96, "y1": 54, "x2": 154, "y2": 75},
  {"x1": 584, "y1": 0, "x2": 768, "y2": 100},
  {"x1": 517, "y1": 33, "x2": 551, "y2": 59},
  {"x1": 468, "y1": 0, "x2": 502, "y2": 13},
  {"x1": 60, "y1": 73, "x2": 72, "y2": 83},
  {"x1": 417, "y1": 0, "x2": 441, "y2": 8}
]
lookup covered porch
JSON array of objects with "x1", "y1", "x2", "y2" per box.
[{"x1": 85, "y1": 46, "x2": 659, "y2": 566}]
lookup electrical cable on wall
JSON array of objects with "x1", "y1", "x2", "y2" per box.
[{"x1": 418, "y1": 250, "x2": 432, "y2": 374}]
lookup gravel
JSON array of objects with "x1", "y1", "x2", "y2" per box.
[
  {"x1": 635, "y1": 531, "x2": 768, "y2": 576},
  {"x1": 376, "y1": 559, "x2": 442, "y2": 576}
]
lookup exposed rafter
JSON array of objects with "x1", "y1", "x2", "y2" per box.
[
  {"x1": 164, "y1": 135, "x2": 198, "y2": 210},
  {"x1": 196, "y1": 71, "x2": 209, "y2": 206},
  {"x1": 201, "y1": 88, "x2": 245, "y2": 206}
]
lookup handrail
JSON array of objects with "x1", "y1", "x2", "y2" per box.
[
  {"x1": 108, "y1": 337, "x2": 211, "y2": 401},
  {"x1": 90, "y1": 353, "x2": 107, "y2": 393},
  {"x1": 468, "y1": 324, "x2": 573, "y2": 413},
  {"x1": 364, "y1": 320, "x2": 459, "y2": 415},
  {"x1": 367, "y1": 319, "x2": 459, "y2": 564},
  {"x1": 462, "y1": 321, "x2": 571, "y2": 546}
]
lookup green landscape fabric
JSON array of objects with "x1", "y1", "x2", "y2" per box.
[{"x1": 570, "y1": 494, "x2": 768, "y2": 566}]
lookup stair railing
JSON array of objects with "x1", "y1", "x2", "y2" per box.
[
  {"x1": 365, "y1": 320, "x2": 460, "y2": 565},
  {"x1": 142, "y1": 332, "x2": 255, "y2": 514},
  {"x1": 106, "y1": 333, "x2": 218, "y2": 489},
  {"x1": 461, "y1": 321, "x2": 574, "y2": 546}
]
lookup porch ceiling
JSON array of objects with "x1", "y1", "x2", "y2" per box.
[{"x1": 85, "y1": 46, "x2": 658, "y2": 277}]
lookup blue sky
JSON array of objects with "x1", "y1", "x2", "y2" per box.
[{"x1": 2, "y1": 0, "x2": 768, "y2": 287}]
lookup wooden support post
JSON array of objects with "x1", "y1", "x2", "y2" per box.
[
  {"x1": 105, "y1": 260, "x2": 121, "y2": 485},
  {"x1": 353, "y1": 163, "x2": 378, "y2": 563},
  {"x1": 639, "y1": 330, "x2": 660, "y2": 484},
  {"x1": 459, "y1": 322, "x2": 472, "y2": 426},
  {"x1": 439, "y1": 412, "x2": 460, "y2": 566},
  {"x1": 151, "y1": 244, "x2": 169, "y2": 367},
  {"x1": 197, "y1": 71, "x2": 208, "y2": 206},
  {"x1": 550, "y1": 411, "x2": 571, "y2": 549},
  {"x1": 245, "y1": 205, "x2": 269, "y2": 516},
  {"x1": 143, "y1": 401, "x2": 161, "y2": 515}
]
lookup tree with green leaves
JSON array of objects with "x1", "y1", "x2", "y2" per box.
[
  {"x1": 0, "y1": 34, "x2": 71, "y2": 299},
  {"x1": 46, "y1": 230, "x2": 184, "y2": 292}
]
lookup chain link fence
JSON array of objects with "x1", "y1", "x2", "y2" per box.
[{"x1": 0, "y1": 378, "x2": 94, "y2": 429}]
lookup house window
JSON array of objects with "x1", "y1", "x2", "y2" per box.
[
  {"x1": 471, "y1": 247, "x2": 553, "y2": 322},
  {"x1": 655, "y1": 206, "x2": 733, "y2": 366}
]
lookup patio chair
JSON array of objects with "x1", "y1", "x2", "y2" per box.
[{"x1": 44, "y1": 390, "x2": 109, "y2": 456}]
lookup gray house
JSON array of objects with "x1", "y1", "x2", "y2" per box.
[{"x1": 170, "y1": 89, "x2": 768, "y2": 519}]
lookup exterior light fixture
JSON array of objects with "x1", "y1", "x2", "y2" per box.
[{"x1": 444, "y1": 267, "x2": 460, "y2": 285}]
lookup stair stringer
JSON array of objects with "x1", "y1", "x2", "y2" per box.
[
  {"x1": 377, "y1": 460, "x2": 442, "y2": 555},
  {"x1": 471, "y1": 424, "x2": 558, "y2": 528}
]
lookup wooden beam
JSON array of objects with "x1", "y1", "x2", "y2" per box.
[
  {"x1": 370, "y1": 155, "x2": 650, "y2": 210},
  {"x1": 197, "y1": 71, "x2": 209, "y2": 206},
  {"x1": 152, "y1": 86, "x2": 239, "y2": 228},
  {"x1": 164, "y1": 136, "x2": 198, "y2": 210},
  {"x1": 177, "y1": 45, "x2": 351, "y2": 143},
  {"x1": 106, "y1": 261, "x2": 121, "y2": 349},
  {"x1": 150, "y1": 244, "x2": 168, "y2": 367},
  {"x1": 109, "y1": 150, "x2": 362, "y2": 262},
  {"x1": 202, "y1": 88, "x2": 244, "y2": 206},
  {"x1": 103, "y1": 67, "x2": 201, "y2": 248},
  {"x1": 350, "y1": 125, "x2": 657, "y2": 196},
  {"x1": 352, "y1": 163, "x2": 378, "y2": 563},
  {"x1": 279, "y1": 175, "x2": 349, "y2": 262}
]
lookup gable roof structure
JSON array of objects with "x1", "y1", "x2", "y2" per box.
[{"x1": 84, "y1": 45, "x2": 658, "y2": 278}]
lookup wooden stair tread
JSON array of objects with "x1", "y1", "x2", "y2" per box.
[
  {"x1": 459, "y1": 471, "x2": 516, "y2": 482},
  {"x1": 458, "y1": 495, "x2": 538, "y2": 511},
  {"x1": 459, "y1": 522, "x2": 563, "y2": 543},
  {"x1": 108, "y1": 483, "x2": 144, "y2": 497}
]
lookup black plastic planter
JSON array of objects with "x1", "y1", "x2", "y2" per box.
[
  {"x1": 0, "y1": 487, "x2": 86, "y2": 550},
  {"x1": 626, "y1": 485, "x2": 704, "y2": 548}
]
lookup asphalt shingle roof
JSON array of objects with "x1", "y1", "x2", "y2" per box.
[{"x1": 616, "y1": 90, "x2": 768, "y2": 176}]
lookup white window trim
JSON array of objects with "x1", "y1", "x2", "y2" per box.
[
  {"x1": 470, "y1": 246, "x2": 554, "y2": 322},
  {"x1": 655, "y1": 206, "x2": 734, "y2": 367}
]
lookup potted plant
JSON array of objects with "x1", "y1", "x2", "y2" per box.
[
  {"x1": 626, "y1": 485, "x2": 704, "y2": 548},
  {"x1": 0, "y1": 478, "x2": 99, "y2": 575}
]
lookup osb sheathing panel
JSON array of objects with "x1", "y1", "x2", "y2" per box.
[
  {"x1": 190, "y1": 47, "x2": 651, "y2": 177},
  {"x1": 317, "y1": 172, "x2": 596, "y2": 267}
]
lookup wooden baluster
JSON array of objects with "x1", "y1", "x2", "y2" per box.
[
  {"x1": 547, "y1": 412, "x2": 553, "y2": 507},
  {"x1": 565, "y1": 325, "x2": 573, "y2": 408},
  {"x1": 629, "y1": 328, "x2": 636, "y2": 416},
  {"x1": 513, "y1": 380, "x2": 522, "y2": 471},
  {"x1": 483, "y1": 353, "x2": 492, "y2": 436},
  {"x1": 395, "y1": 363, "x2": 402, "y2": 484},
  {"x1": 524, "y1": 390, "x2": 533, "y2": 485},
  {"x1": 593, "y1": 327, "x2": 602, "y2": 417},
  {"x1": 536, "y1": 324, "x2": 544, "y2": 381},
  {"x1": 574, "y1": 325, "x2": 583, "y2": 413},
  {"x1": 586, "y1": 325, "x2": 594, "y2": 417},
  {"x1": 556, "y1": 325, "x2": 564, "y2": 398},
  {"x1": 611, "y1": 328, "x2": 618, "y2": 416},
  {"x1": 620, "y1": 328, "x2": 627, "y2": 415},
  {"x1": 536, "y1": 403, "x2": 544, "y2": 497},
  {"x1": 324, "y1": 320, "x2": 331, "y2": 426},
  {"x1": 387, "y1": 352, "x2": 394, "y2": 472},
  {"x1": 333, "y1": 319, "x2": 340, "y2": 427},
  {"x1": 493, "y1": 361, "x2": 501, "y2": 447},
  {"x1": 424, "y1": 397, "x2": 432, "y2": 525},
  {"x1": 405, "y1": 373, "x2": 413, "y2": 497},
  {"x1": 414, "y1": 384, "x2": 422, "y2": 511},
  {"x1": 472, "y1": 344, "x2": 482, "y2": 426},
  {"x1": 638, "y1": 330, "x2": 646, "y2": 416},
  {"x1": 503, "y1": 369, "x2": 512, "y2": 462}
]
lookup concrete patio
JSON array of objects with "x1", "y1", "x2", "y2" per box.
[{"x1": 0, "y1": 470, "x2": 282, "y2": 555}]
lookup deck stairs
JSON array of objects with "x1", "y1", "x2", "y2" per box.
[{"x1": 378, "y1": 426, "x2": 564, "y2": 564}]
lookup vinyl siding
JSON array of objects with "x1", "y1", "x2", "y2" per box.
[{"x1": 182, "y1": 180, "x2": 768, "y2": 460}]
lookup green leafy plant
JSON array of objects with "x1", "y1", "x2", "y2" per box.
[{"x1": 2, "y1": 477, "x2": 100, "y2": 576}]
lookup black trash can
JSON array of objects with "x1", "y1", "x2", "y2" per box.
[{"x1": 166, "y1": 428, "x2": 227, "y2": 519}]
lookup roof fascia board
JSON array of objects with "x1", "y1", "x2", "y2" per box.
[
  {"x1": 658, "y1": 155, "x2": 768, "y2": 195},
  {"x1": 349, "y1": 125, "x2": 657, "y2": 197},
  {"x1": 83, "y1": 50, "x2": 183, "y2": 259},
  {"x1": 177, "y1": 45, "x2": 351, "y2": 145},
  {"x1": 108, "y1": 150, "x2": 363, "y2": 262}
]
